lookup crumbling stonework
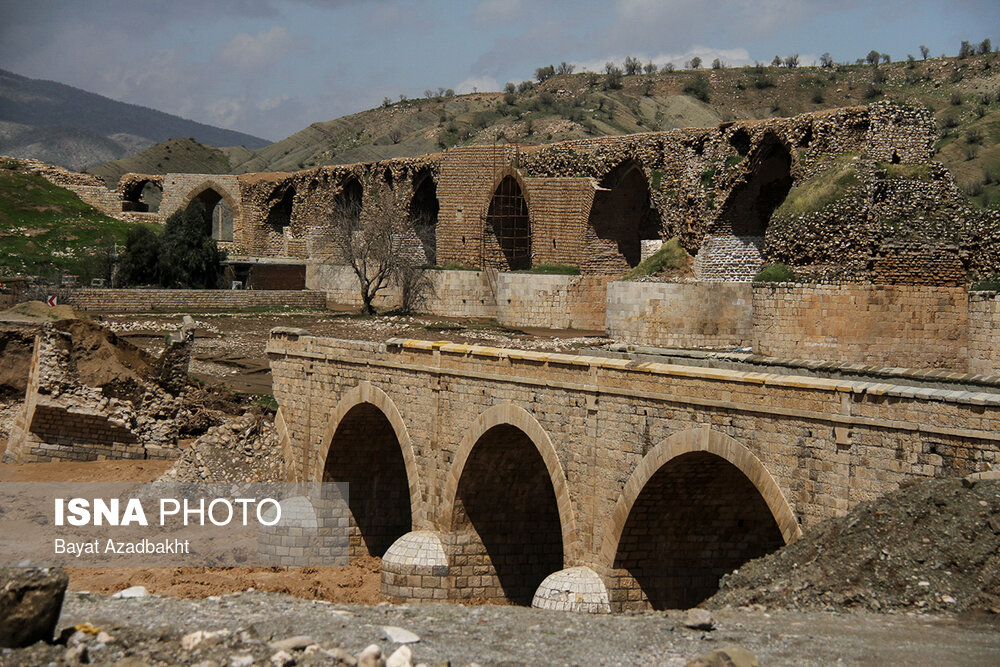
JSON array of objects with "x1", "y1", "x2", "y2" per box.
[
  {"x1": 80, "y1": 101, "x2": 986, "y2": 282},
  {"x1": 3, "y1": 323, "x2": 196, "y2": 463}
]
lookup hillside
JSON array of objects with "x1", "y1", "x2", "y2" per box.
[
  {"x1": 0, "y1": 69, "x2": 269, "y2": 171},
  {"x1": 0, "y1": 157, "x2": 149, "y2": 280},
  {"x1": 89, "y1": 52, "x2": 1000, "y2": 208}
]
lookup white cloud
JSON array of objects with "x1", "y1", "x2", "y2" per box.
[
  {"x1": 218, "y1": 25, "x2": 293, "y2": 70},
  {"x1": 455, "y1": 75, "x2": 500, "y2": 94}
]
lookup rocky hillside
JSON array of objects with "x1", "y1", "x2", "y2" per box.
[
  {"x1": 0, "y1": 69, "x2": 269, "y2": 171},
  {"x1": 90, "y1": 52, "x2": 1000, "y2": 208}
]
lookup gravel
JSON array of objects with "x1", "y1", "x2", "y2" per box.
[{"x1": 4, "y1": 591, "x2": 999, "y2": 666}]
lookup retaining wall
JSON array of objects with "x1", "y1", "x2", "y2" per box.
[
  {"x1": 607, "y1": 281, "x2": 752, "y2": 350},
  {"x1": 307, "y1": 265, "x2": 497, "y2": 319},
  {"x1": 752, "y1": 283, "x2": 969, "y2": 370},
  {"x1": 495, "y1": 274, "x2": 609, "y2": 332},
  {"x1": 57, "y1": 289, "x2": 326, "y2": 312},
  {"x1": 969, "y1": 291, "x2": 1000, "y2": 375}
]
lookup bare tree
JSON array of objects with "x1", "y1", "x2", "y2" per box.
[
  {"x1": 326, "y1": 187, "x2": 428, "y2": 315},
  {"x1": 920, "y1": 45, "x2": 930, "y2": 60}
]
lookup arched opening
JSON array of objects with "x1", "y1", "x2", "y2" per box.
[
  {"x1": 322, "y1": 403, "x2": 412, "y2": 558},
  {"x1": 266, "y1": 187, "x2": 294, "y2": 232},
  {"x1": 409, "y1": 174, "x2": 439, "y2": 264},
  {"x1": 587, "y1": 161, "x2": 662, "y2": 268},
  {"x1": 612, "y1": 451, "x2": 784, "y2": 610},
  {"x1": 484, "y1": 176, "x2": 531, "y2": 270},
  {"x1": 333, "y1": 177, "x2": 363, "y2": 226},
  {"x1": 720, "y1": 134, "x2": 793, "y2": 237},
  {"x1": 122, "y1": 181, "x2": 162, "y2": 213},
  {"x1": 185, "y1": 188, "x2": 234, "y2": 242},
  {"x1": 451, "y1": 424, "x2": 563, "y2": 604}
]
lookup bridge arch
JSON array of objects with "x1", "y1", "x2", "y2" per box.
[
  {"x1": 483, "y1": 169, "x2": 533, "y2": 270},
  {"x1": 180, "y1": 180, "x2": 240, "y2": 242},
  {"x1": 317, "y1": 382, "x2": 423, "y2": 557},
  {"x1": 588, "y1": 159, "x2": 662, "y2": 268},
  {"x1": 600, "y1": 426, "x2": 801, "y2": 610},
  {"x1": 442, "y1": 403, "x2": 577, "y2": 604}
]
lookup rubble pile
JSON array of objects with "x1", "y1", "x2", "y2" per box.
[
  {"x1": 159, "y1": 411, "x2": 283, "y2": 483},
  {"x1": 707, "y1": 477, "x2": 1000, "y2": 613}
]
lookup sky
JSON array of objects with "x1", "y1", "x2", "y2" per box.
[{"x1": 0, "y1": 0, "x2": 996, "y2": 142}]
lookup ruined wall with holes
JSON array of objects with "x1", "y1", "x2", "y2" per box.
[
  {"x1": 268, "y1": 331, "x2": 999, "y2": 610},
  {"x1": 108, "y1": 101, "x2": 960, "y2": 281}
]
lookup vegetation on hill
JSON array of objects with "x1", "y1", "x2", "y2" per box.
[
  {"x1": 0, "y1": 158, "x2": 150, "y2": 280},
  {"x1": 90, "y1": 51, "x2": 1000, "y2": 209}
]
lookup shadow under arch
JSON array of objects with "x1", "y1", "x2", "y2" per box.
[
  {"x1": 315, "y1": 382, "x2": 424, "y2": 555},
  {"x1": 441, "y1": 403, "x2": 578, "y2": 604},
  {"x1": 600, "y1": 426, "x2": 802, "y2": 610}
]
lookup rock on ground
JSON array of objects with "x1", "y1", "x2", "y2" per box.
[{"x1": 0, "y1": 566, "x2": 68, "y2": 648}]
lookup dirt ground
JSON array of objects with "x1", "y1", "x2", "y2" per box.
[{"x1": 96, "y1": 309, "x2": 610, "y2": 395}]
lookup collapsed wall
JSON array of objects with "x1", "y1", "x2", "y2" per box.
[{"x1": 3, "y1": 320, "x2": 194, "y2": 463}]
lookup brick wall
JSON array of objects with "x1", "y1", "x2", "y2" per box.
[
  {"x1": 607, "y1": 281, "x2": 752, "y2": 350},
  {"x1": 495, "y1": 273, "x2": 609, "y2": 331},
  {"x1": 56, "y1": 289, "x2": 325, "y2": 312},
  {"x1": 969, "y1": 291, "x2": 1000, "y2": 375},
  {"x1": 752, "y1": 283, "x2": 969, "y2": 370}
]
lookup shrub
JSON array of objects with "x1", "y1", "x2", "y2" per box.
[
  {"x1": 684, "y1": 73, "x2": 711, "y2": 102},
  {"x1": 688, "y1": 56, "x2": 702, "y2": 69},
  {"x1": 624, "y1": 56, "x2": 642, "y2": 75},
  {"x1": 951, "y1": 92, "x2": 963, "y2": 105},
  {"x1": 622, "y1": 237, "x2": 690, "y2": 280},
  {"x1": 712, "y1": 58, "x2": 723, "y2": 70},
  {"x1": 604, "y1": 64, "x2": 623, "y2": 89},
  {"x1": 535, "y1": 64, "x2": 555, "y2": 82},
  {"x1": 754, "y1": 263, "x2": 797, "y2": 282},
  {"x1": 520, "y1": 264, "x2": 581, "y2": 275},
  {"x1": 820, "y1": 53, "x2": 834, "y2": 68},
  {"x1": 973, "y1": 273, "x2": 1000, "y2": 291}
]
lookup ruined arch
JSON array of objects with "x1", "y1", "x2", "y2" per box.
[
  {"x1": 121, "y1": 179, "x2": 162, "y2": 213},
  {"x1": 318, "y1": 382, "x2": 422, "y2": 557},
  {"x1": 182, "y1": 182, "x2": 238, "y2": 242},
  {"x1": 266, "y1": 186, "x2": 295, "y2": 232},
  {"x1": 717, "y1": 132, "x2": 793, "y2": 237},
  {"x1": 443, "y1": 403, "x2": 576, "y2": 604},
  {"x1": 334, "y1": 177, "x2": 363, "y2": 213},
  {"x1": 587, "y1": 160, "x2": 663, "y2": 268},
  {"x1": 601, "y1": 427, "x2": 801, "y2": 610},
  {"x1": 483, "y1": 172, "x2": 531, "y2": 270},
  {"x1": 408, "y1": 172, "x2": 439, "y2": 264}
]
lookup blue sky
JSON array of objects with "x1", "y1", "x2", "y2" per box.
[{"x1": 0, "y1": 0, "x2": 996, "y2": 141}]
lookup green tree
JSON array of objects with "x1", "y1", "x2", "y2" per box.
[
  {"x1": 118, "y1": 226, "x2": 162, "y2": 286},
  {"x1": 159, "y1": 200, "x2": 226, "y2": 288}
]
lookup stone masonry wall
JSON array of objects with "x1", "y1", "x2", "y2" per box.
[
  {"x1": 607, "y1": 281, "x2": 753, "y2": 350},
  {"x1": 752, "y1": 283, "x2": 969, "y2": 370},
  {"x1": 969, "y1": 291, "x2": 1000, "y2": 375},
  {"x1": 307, "y1": 265, "x2": 497, "y2": 319},
  {"x1": 56, "y1": 289, "x2": 325, "y2": 313},
  {"x1": 268, "y1": 332, "x2": 1000, "y2": 609},
  {"x1": 495, "y1": 274, "x2": 609, "y2": 331}
]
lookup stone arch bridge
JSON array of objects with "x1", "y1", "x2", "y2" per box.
[{"x1": 268, "y1": 331, "x2": 999, "y2": 612}]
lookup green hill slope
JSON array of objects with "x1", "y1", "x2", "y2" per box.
[{"x1": 0, "y1": 158, "x2": 149, "y2": 280}]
